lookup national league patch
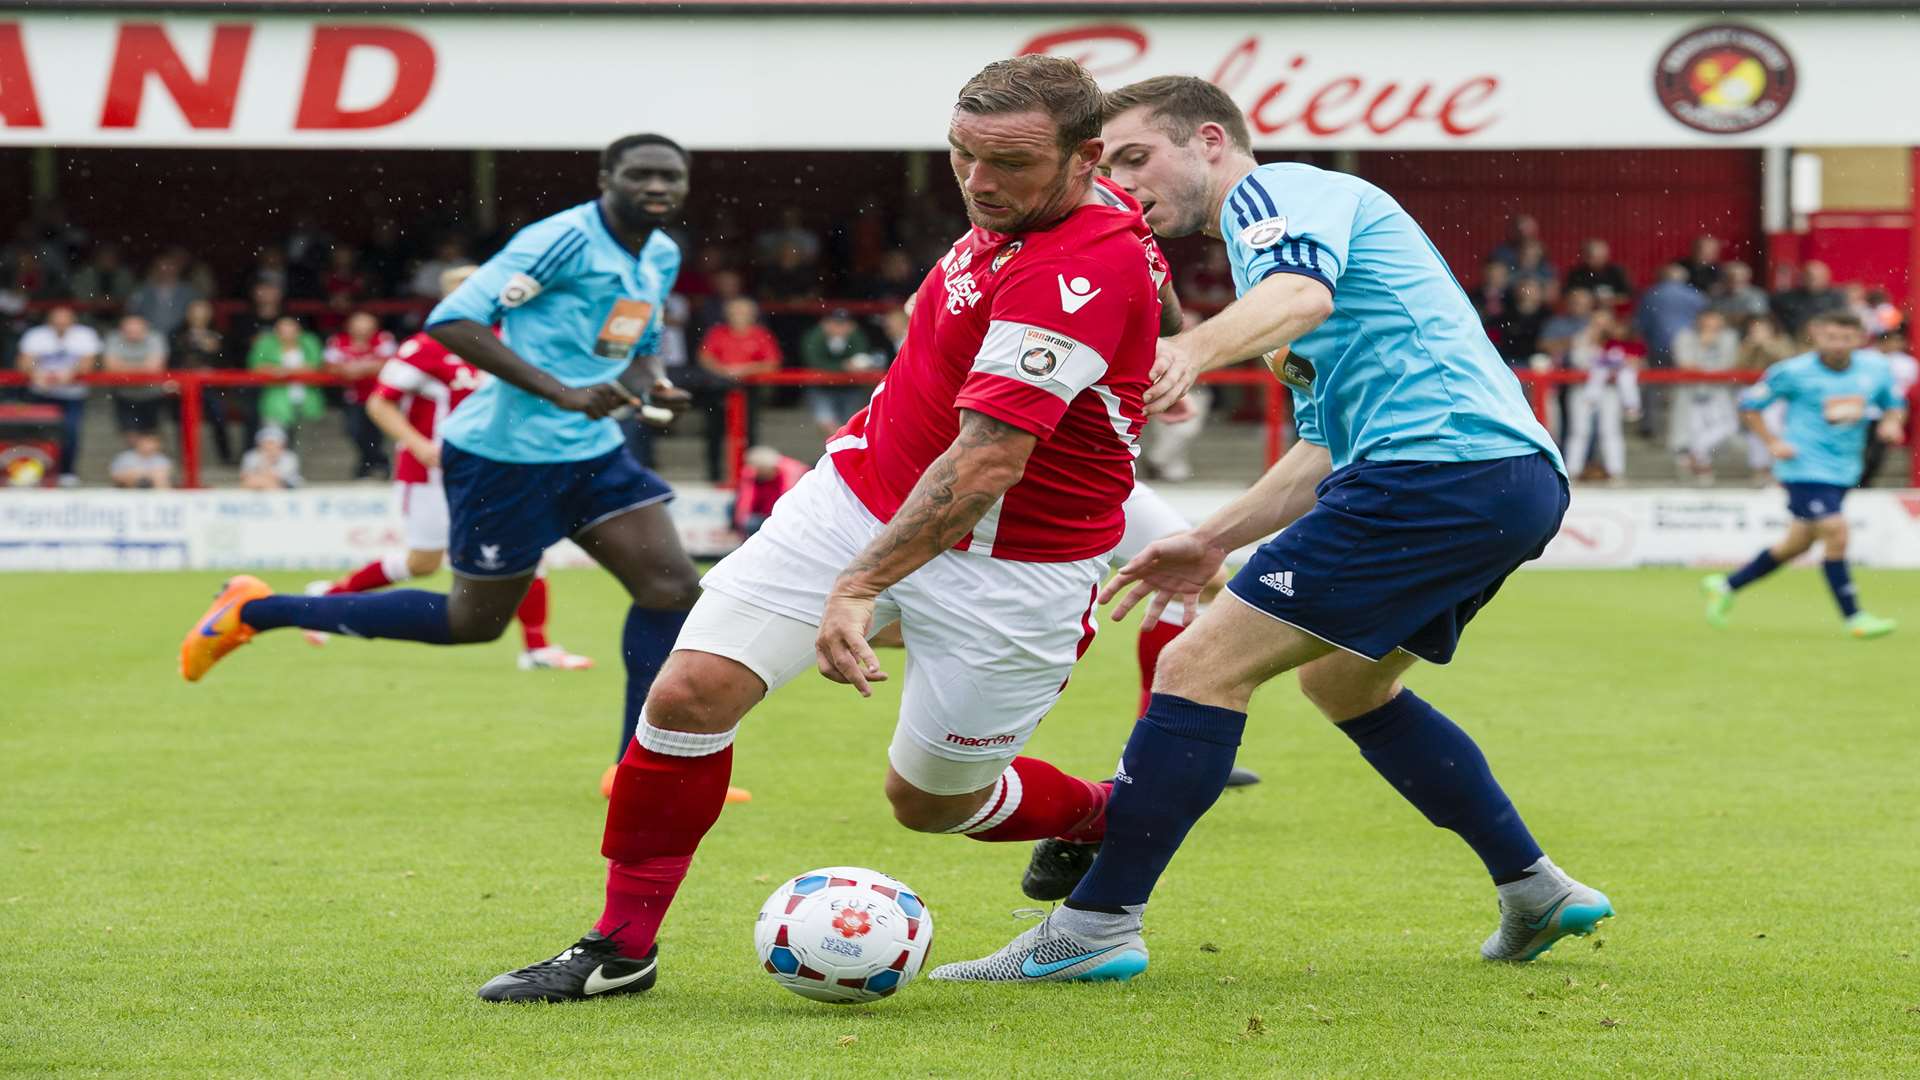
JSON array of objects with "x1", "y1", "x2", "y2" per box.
[
  {"x1": 1017, "y1": 327, "x2": 1076, "y2": 382},
  {"x1": 1238, "y1": 217, "x2": 1288, "y2": 248}
]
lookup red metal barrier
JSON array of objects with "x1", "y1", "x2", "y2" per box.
[
  {"x1": 10, "y1": 366, "x2": 1908, "y2": 490},
  {"x1": 17, "y1": 296, "x2": 949, "y2": 324},
  {"x1": 0, "y1": 370, "x2": 345, "y2": 489},
  {"x1": 719, "y1": 367, "x2": 1289, "y2": 486}
]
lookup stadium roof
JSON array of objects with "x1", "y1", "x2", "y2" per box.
[{"x1": 5, "y1": 0, "x2": 1912, "y2": 11}]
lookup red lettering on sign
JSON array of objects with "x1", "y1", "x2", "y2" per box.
[
  {"x1": 1016, "y1": 23, "x2": 1147, "y2": 78},
  {"x1": 1248, "y1": 54, "x2": 1309, "y2": 133},
  {"x1": 1362, "y1": 82, "x2": 1435, "y2": 135},
  {"x1": 1439, "y1": 76, "x2": 1499, "y2": 136},
  {"x1": 1560, "y1": 525, "x2": 1601, "y2": 549},
  {"x1": 1301, "y1": 76, "x2": 1363, "y2": 136},
  {"x1": 1018, "y1": 22, "x2": 1502, "y2": 143},
  {"x1": 296, "y1": 25, "x2": 434, "y2": 130},
  {"x1": 100, "y1": 23, "x2": 251, "y2": 129},
  {"x1": 1209, "y1": 35, "x2": 1258, "y2": 93},
  {"x1": 0, "y1": 24, "x2": 41, "y2": 128}
]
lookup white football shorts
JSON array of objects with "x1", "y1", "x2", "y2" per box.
[
  {"x1": 1110, "y1": 480, "x2": 1190, "y2": 568},
  {"x1": 681, "y1": 457, "x2": 1106, "y2": 796},
  {"x1": 398, "y1": 478, "x2": 451, "y2": 551}
]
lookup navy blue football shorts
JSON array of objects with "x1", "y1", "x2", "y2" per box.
[
  {"x1": 441, "y1": 441, "x2": 673, "y2": 578},
  {"x1": 1225, "y1": 451, "x2": 1567, "y2": 665},
  {"x1": 1783, "y1": 481, "x2": 1848, "y2": 521}
]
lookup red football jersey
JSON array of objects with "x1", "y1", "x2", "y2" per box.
[
  {"x1": 323, "y1": 330, "x2": 398, "y2": 404},
  {"x1": 373, "y1": 331, "x2": 486, "y2": 483},
  {"x1": 828, "y1": 179, "x2": 1166, "y2": 562}
]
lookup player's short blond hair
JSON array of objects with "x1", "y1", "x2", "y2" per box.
[
  {"x1": 1103, "y1": 75, "x2": 1253, "y2": 154},
  {"x1": 439, "y1": 264, "x2": 479, "y2": 298},
  {"x1": 954, "y1": 55, "x2": 1103, "y2": 156}
]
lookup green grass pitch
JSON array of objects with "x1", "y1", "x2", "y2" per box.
[{"x1": 3, "y1": 567, "x2": 1917, "y2": 1078}]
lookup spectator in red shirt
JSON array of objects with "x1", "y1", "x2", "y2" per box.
[
  {"x1": 732, "y1": 445, "x2": 808, "y2": 538},
  {"x1": 325, "y1": 310, "x2": 398, "y2": 479},
  {"x1": 698, "y1": 297, "x2": 783, "y2": 377},
  {"x1": 691, "y1": 297, "x2": 783, "y2": 481}
]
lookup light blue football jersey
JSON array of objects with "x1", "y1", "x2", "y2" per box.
[
  {"x1": 1220, "y1": 162, "x2": 1562, "y2": 474},
  {"x1": 1740, "y1": 351, "x2": 1897, "y2": 487},
  {"x1": 431, "y1": 201, "x2": 680, "y2": 463}
]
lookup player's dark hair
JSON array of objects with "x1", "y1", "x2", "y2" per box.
[
  {"x1": 1809, "y1": 310, "x2": 1864, "y2": 331},
  {"x1": 601, "y1": 133, "x2": 689, "y2": 173},
  {"x1": 1103, "y1": 75, "x2": 1253, "y2": 154},
  {"x1": 954, "y1": 55, "x2": 1103, "y2": 156}
]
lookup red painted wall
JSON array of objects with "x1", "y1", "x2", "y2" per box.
[
  {"x1": 1357, "y1": 148, "x2": 1765, "y2": 294},
  {"x1": 1802, "y1": 211, "x2": 1911, "y2": 300}
]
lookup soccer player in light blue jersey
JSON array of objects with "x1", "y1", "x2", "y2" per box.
[
  {"x1": 182, "y1": 134, "x2": 704, "y2": 776},
  {"x1": 1704, "y1": 310, "x2": 1906, "y2": 638},
  {"x1": 935, "y1": 77, "x2": 1611, "y2": 985}
]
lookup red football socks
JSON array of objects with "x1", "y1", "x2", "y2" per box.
[
  {"x1": 516, "y1": 576, "x2": 550, "y2": 651},
  {"x1": 954, "y1": 756, "x2": 1111, "y2": 843},
  {"x1": 595, "y1": 735, "x2": 734, "y2": 958},
  {"x1": 330, "y1": 560, "x2": 392, "y2": 594},
  {"x1": 1135, "y1": 617, "x2": 1187, "y2": 717}
]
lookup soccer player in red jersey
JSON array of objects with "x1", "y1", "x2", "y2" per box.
[
  {"x1": 305, "y1": 266, "x2": 593, "y2": 672},
  {"x1": 476, "y1": 55, "x2": 1166, "y2": 1002}
]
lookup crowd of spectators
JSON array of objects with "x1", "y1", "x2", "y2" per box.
[
  {"x1": 4, "y1": 204, "x2": 1914, "y2": 490},
  {"x1": 1462, "y1": 215, "x2": 1916, "y2": 485},
  {"x1": 0, "y1": 196, "x2": 949, "y2": 486}
]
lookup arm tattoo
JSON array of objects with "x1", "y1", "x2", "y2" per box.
[{"x1": 837, "y1": 411, "x2": 1035, "y2": 592}]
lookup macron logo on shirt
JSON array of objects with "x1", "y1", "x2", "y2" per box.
[{"x1": 1057, "y1": 274, "x2": 1101, "y2": 314}]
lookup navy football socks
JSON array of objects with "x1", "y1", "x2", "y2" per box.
[
  {"x1": 1065, "y1": 694, "x2": 1247, "y2": 914},
  {"x1": 1338, "y1": 690, "x2": 1542, "y2": 883},
  {"x1": 619, "y1": 605, "x2": 689, "y2": 758},
  {"x1": 1726, "y1": 549, "x2": 1780, "y2": 590},
  {"x1": 1822, "y1": 560, "x2": 1860, "y2": 618},
  {"x1": 241, "y1": 591, "x2": 453, "y2": 644}
]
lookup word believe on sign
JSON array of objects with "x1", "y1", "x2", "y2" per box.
[{"x1": 1020, "y1": 23, "x2": 1497, "y2": 141}]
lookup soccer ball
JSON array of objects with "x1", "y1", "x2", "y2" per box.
[{"x1": 754, "y1": 866, "x2": 933, "y2": 1004}]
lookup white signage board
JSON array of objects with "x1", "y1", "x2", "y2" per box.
[{"x1": 0, "y1": 13, "x2": 1909, "y2": 149}]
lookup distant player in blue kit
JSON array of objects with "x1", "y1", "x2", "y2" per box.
[
  {"x1": 182, "y1": 134, "x2": 704, "y2": 770},
  {"x1": 935, "y1": 77, "x2": 1612, "y2": 984},
  {"x1": 1704, "y1": 311, "x2": 1906, "y2": 638}
]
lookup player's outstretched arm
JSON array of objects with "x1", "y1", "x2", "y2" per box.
[
  {"x1": 815, "y1": 409, "x2": 1038, "y2": 696},
  {"x1": 1739, "y1": 403, "x2": 1795, "y2": 459},
  {"x1": 427, "y1": 320, "x2": 638, "y2": 420},
  {"x1": 364, "y1": 394, "x2": 437, "y2": 469},
  {"x1": 1102, "y1": 440, "x2": 1332, "y2": 627},
  {"x1": 1878, "y1": 407, "x2": 1909, "y2": 445},
  {"x1": 1193, "y1": 437, "x2": 1332, "y2": 551},
  {"x1": 1147, "y1": 274, "x2": 1333, "y2": 412}
]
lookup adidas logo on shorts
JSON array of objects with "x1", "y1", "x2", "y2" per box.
[{"x1": 1259, "y1": 570, "x2": 1296, "y2": 596}]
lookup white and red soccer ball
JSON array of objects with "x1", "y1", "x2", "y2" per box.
[{"x1": 754, "y1": 866, "x2": 932, "y2": 1004}]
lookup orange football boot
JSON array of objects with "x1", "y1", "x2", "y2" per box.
[{"x1": 180, "y1": 575, "x2": 274, "y2": 682}]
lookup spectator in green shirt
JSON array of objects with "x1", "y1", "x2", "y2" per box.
[
  {"x1": 248, "y1": 316, "x2": 326, "y2": 435},
  {"x1": 797, "y1": 308, "x2": 879, "y2": 440}
]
